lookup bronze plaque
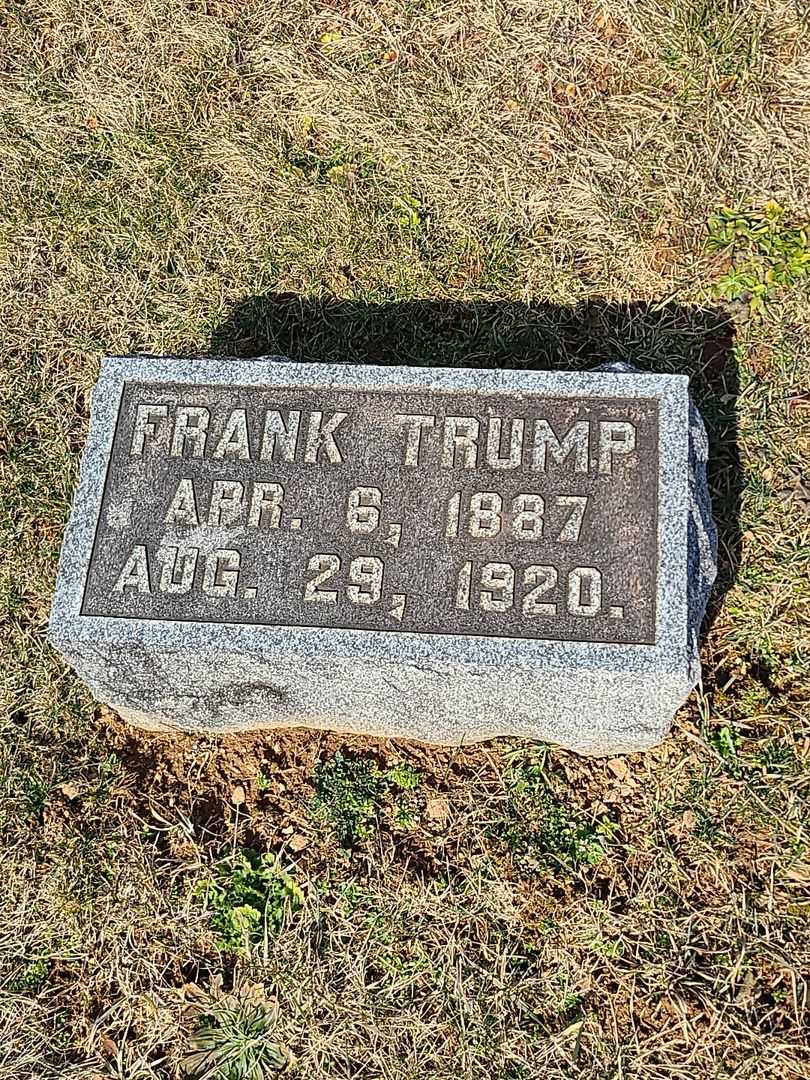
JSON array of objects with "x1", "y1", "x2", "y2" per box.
[{"x1": 81, "y1": 382, "x2": 659, "y2": 644}]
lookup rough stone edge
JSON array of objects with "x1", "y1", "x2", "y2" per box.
[{"x1": 597, "y1": 361, "x2": 718, "y2": 692}]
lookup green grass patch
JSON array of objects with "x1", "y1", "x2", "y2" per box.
[
  {"x1": 666, "y1": 0, "x2": 765, "y2": 82},
  {"x1": 497, "y1": 753, "x2": 613, "y2": 870},
  {"x1": 8, "y1": 957, "x2": 50, "y2": 996}
]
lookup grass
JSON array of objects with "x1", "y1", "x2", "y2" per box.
[
  {"x1": 497, "y1": 750, "x2": 613, "y2": 870},
  {"x1": 1, "y1": 0, "x2": 809, "y2": 1077}
]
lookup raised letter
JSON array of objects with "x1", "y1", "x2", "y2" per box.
[
  {"x1": 304, "y1": 411, "x2": 347, "y2": 464},
  {"x1": 130, "y1": 405, "x2": 167, "y2": 455},
  {"x1": 485, "y1": 417, "x2": 525, "y2": 470},
  {"x1": 248, "y1": 483, "x2": 284, "y2": 528},
  {"x1": 113, "y1": 546, "x2": 151, "y2": 593},
  {"x1": 395, "y1": 413, "x2": 435, "y2": 466},
  {"x1": 346, "y1": 487, "x2": 381, "y2": 534},
  {"x1": 598, "y1": 421, "x2": 636, "y2": 475},
  {"x1": 159, "y1": 546, "x2": 198, "y2": 594},
  {"x1": 556, "y1": 495, "x2": 587, "y2": 542},
  {"x1": 213, "y1": 409, "x2": 250, "y2": 460},
  {"x1": 202, "y1": 549, "x2": 240, "y2": 597},
  {"x1": 261, "y1": 410, "x2": 300, "y2": 462},
  {"x1": 170, "y1": 407, "x2": 209, "y2": 457},
  {"x1": 208, "y1": 480, "x2": 244, "y2": 526},
  {"x1": 164, "y1": 478, "x2": 199, "y2": 526},
  {"x1": 532, "y1": 420, "x2": 589, "y2": 473},
  {"x1": 442, "y1": 416, "x2": 479, "y2": 468}
]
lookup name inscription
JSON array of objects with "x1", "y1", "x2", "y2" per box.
[{"x1": 81, "y1": 383, "x2": 660, "y2": 644}]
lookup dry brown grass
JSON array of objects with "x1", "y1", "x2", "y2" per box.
[{"x1": 1, "y1": 0, "x2": 809, "y2": 1077}]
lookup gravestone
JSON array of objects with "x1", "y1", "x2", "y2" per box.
[{"x1": 49, "y1": 356, "x2": 717, "y2": 755}]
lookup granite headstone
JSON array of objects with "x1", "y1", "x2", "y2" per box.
[{"x1": 48, "y1": 356, "x2": 717, "y2": 755}]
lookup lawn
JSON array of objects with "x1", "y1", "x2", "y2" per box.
[{"x1": 1, "y1": 1, "x2": 809, "y2": 1077}]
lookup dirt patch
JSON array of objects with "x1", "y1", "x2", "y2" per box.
[{"x1": 99, "y1": 706, "x2": 515, "y2": 874}]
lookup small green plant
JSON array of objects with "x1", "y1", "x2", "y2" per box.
[
  {"x1": 498, "y1": 758, "x2": 611, "y2": 869},
  {"x1": 752, "y1": 739, "x2": 801, "y2": 775},
  {"x1": 21, "y1": 769, "x2": 51, "y2": 815},
  {"x1": 9, "y1": 957, "x2": 49, "y2": 995},
  {"x1": 589, "y1": 936, "x2": 623, "y2": 959},
  {"x1": 312, "y1": 752, "x2": 387, "y2": 846},
  {"x1": 182, "y1": 993, "x2": 293, "y2": 1078},
  {"x1": 707, "y1": 202, "x2": 810, "y2": 314},
  {"x1": 393, "y1": 194, "x2": 423, "y2": 233},
  {"x1": 311, "y1": 752, "x2": 423, "y2": 845},
  {"x1": 707, "y1": 723, "x2": 741, "y2": 773},
  {"x1": 387, "y1": 762, "x2": 420, "y2": 790},
  {"x1": 284, "y1": 138, "x2": 378, "y2": 186},
  {"x1": 551, "y1": 969, "x2": 583, "y2": 1015},
  {"x1": 200, "y1": 849, "x2": 303, "y2": 952}
]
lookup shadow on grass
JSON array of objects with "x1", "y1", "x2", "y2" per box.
[{"x1": 210, "y1": 294, "x2": 740, "y2": 632}]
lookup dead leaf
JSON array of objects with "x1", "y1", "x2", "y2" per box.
[
  {"x1": 594, "y1": 11, "x2": 619, "y2": 39},
  {"x1": 681, "y1": 809, "x2": 697, "y2": 832},
  {"x1": 231, "y1": 784, "x2": 247, "y2": 806},
  {"x1": 607, "y1": 758, "x2": 628, "y2": 781},
  {"x1": 55, "y1": 782, "x2": 81, "y2": 800},
  {"x1": 288, "y1": 834, "x2": 309, "y2": 852},
  {"x1": 426, "y1": 796, "x2": 450, "y2": 823},
  {"x1": 85, "y1": 115, "x2": 99, "y2": 132},
  {"x1": 788, "y1": 394, "x2": 810, "y2": 416},
  {"x1": 98, "y1": 1033, "x2": 118, "y2": 1058}
]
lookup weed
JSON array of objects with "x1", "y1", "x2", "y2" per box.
[
  {"x1": 692, "y1": 806, "x2": 729, "y2": 845},
  {"x1": 707, "y1": 203, "x2": 810, "y2": 313},
  {"x1": 200, "y1": 849, "x2": 303, "y2": 953},
  {"x1": 589, "y1": 936, "x2": 623, "y2": 959},
  {"x1": 311, "y1": 752, "x2": 423, "y2": 845},
  {"x1": 284, "y1": 138, "x2": 379, "y2": 187},
  {"x1": 393, "y1": 194, "x2": 424, "y2": 234},
  {"x1": 551, "y1": 970, "x2": 583, "y2": 1016},
  {"x1": 20, "y1": 768, "x2": 51, "y2": 815},
  {"x1": 311, "y1": 752, "x2": 387, "y2": 846},
  {"x1": 752, "y1": 740, "x2": 802, "y2": 775},
  {"x1": 387, "y1": 763, "x2": 421, "y2": 791},
  {"x1": 182, "y1": 992, "x2": 293, "y2": 1078},
  {"x1": 707, "y1": 723, "x2": 742, "y2": 773},
  {"x1": 8, "y1": 957, "x2": 49, "y2": 995},
  {"x1": 498, "y1": 760, "x2": 611, "y2": 870}
]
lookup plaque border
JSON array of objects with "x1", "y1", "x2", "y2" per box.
[
  {"x1": 50, "y1": 357, "x2": 691, "y2": 675},
  {"x1": 79, "y1": 382, "x2": 660, "y2": 644}
]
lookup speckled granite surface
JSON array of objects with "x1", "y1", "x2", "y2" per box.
[{"x1": 49, "y1": 356, "x2": 717, "y2": 755}]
